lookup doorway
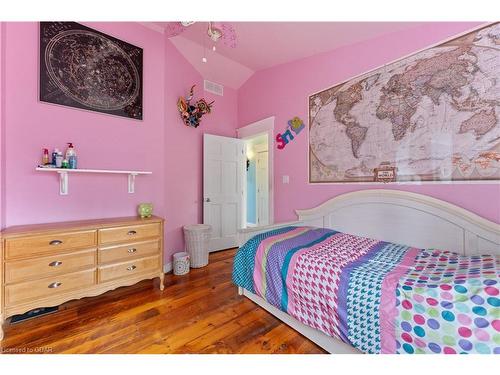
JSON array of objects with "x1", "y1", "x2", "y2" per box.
[
  {"x1": 245, "y1": 134, "x2": 269, "y2": 227},
  {"x1": 237, "y1": 116, "x2": 274, "y2": 228}
]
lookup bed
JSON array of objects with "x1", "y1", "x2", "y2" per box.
[{"x1": 233, "y1": 190, "x2": 500, "y2": 354}]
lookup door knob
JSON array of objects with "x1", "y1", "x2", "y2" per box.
[{"x1": 205, "y1": 198, "x2": 211, "y2": 202}]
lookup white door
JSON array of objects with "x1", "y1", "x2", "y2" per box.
[
  {"x1": 256, "y1": 151, "x2": 269, "y2": 226},
  {"x1": 203, "y1": 134, "x2": 245, "y2": 252}
]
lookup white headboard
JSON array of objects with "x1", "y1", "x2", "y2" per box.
[{"x1": 238, "y1": 189, "x2": 500, "y2": 256}]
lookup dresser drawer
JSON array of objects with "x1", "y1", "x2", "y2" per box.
[
  {"x1": 5, "y1": 269, "x2": 96, "y2": 306},
  {"x1": 99, "y1": 255, "x2": 160, "y2": 283},
  {"x1": 99, "y1": 240, "x2": 160, "y2": 264},
  {"x1": 99, "y1": 223, "x2": 161, "y2": 245},
  {"x1": 4, "y1": 230, "x2": 97, "y2": 259},
  {"x1": 5, "y1": 249, "x2": 96, "y2": 284}
]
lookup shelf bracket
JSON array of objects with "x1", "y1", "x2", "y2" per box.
[
  {"x1": 58, "y1": 171, "x2": 68, "y2": 195},
  {"x1": 37, "y1": 167, "x2": 151, "y2": 195},
  {"x1": 128, "y1": 173, "x2": 137, "y2": 194}
]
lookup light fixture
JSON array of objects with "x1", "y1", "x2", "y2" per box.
[
  {"x1": 207, "y1": 22, "x2": 223, "y2": 42},
  {"x1": 202, "y1": 57, "x2": 207, "y2": 63},
  {"x1": 246, "y1": 147, "x2": 255, "y2": 160}
]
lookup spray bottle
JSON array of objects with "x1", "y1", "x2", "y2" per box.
[{"x1": 65, "y1": 143, "x2": 77, "y2": 169}]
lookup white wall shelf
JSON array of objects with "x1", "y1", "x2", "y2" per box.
[{"x1": 36, "y1": 167, "x2": 152, "y2": 195}]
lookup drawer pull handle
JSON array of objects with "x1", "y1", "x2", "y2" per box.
[
  {"x1": 127, "y1": 248, "x2": 137, "y2": 253},
  {"x1": 126, "y1": 265, "x2": 137, "y2": 271},
  {"x1": 49, "y1": 261, "x2": 63, "y2": 267},
  {"x1": 49, "y1": 240, "x2": 63, "y2": 246},
  {"x1": 48, "y1": 282, "x2": 62, "y2": 289},
  {"x1": 127, "y1": 230, "x2": 137, "y2": 236}
]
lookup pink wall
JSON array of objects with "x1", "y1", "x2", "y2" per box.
[
  {"x1": 164, "y1": 40, "x2": 238, "y2": 254},
  {"x1": 1, "y1": 22, "x2": 166, "y2": 231},
  {"x1": 0, "y1": 23, "x2": 5, "y2": 230},
  {"x1": 238, "y1": 22, "x2": 500, "y2": 224},
  {"x1": 0, "y1": 23, "x2": 238, "y2": 265}
]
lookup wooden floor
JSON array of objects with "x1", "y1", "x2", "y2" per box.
[{"x1": 0, "y1": 249, "x2": 325, "y2": 354}]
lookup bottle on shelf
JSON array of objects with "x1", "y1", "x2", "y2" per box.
[
  {"x1": 55, "y1": 151, "x2": 63, "y2": 168},
  {"x1": 42, "y1": 148, "x2": 50, "y2": 165},
  {"x1": 65, "y1": 143, "x2": 77, "y2": 169},
  {"x1": 61, "y1": 158, "x2": 69, "y2": 169},
  {"x1": 50, "y1": 147, "x2": 59, "y2": 166}
]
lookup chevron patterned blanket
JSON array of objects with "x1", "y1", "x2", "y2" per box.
[{"x1": 232, "y1": 226, "x2": 500, "y2": 354}]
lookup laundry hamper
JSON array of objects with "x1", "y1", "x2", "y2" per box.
[
  {"x1": 183, "y1": 224, "x2": 212, "y2": 268},
  {"x1": 173, "y1": 252, "x2": 190, "y2": 275}
]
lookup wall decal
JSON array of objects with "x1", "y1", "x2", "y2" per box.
[
  {"x1": 177, "y1": 85, "x2": 214, "y2": 128},
  {"x1": 276, "y1": 116, "x2": 305, "y2": 150},
  {"x1": 39, "y1": 22, "x2": 143, "y2": 120},
  {"x1": 309, "y1": 22, "x2": 500, "y2": 183}
]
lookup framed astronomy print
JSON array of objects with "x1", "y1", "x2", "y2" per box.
[
  {"x1": 39, "y1": 22, "x2": 143, "y2": 120},
  {"x1": 308, "y1": 22, "x2": 499, "y2": 183}
]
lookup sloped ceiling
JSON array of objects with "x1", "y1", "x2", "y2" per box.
[{"x1": 152, "y1": 22, "x2": 426, "y2": 89}]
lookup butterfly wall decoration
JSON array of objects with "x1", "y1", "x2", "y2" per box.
[{"x1": 177, "y1": 85, "x2": 214, "y2": 128}]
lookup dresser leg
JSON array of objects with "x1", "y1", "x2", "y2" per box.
[
  {"x1": 159, "y1": 273, "x2": 165, "y2": 291},
  {"x1": 0, "y1": 314, "x2": 4, "y2": 341}
]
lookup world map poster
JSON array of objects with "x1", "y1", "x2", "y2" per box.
[{"x1": 309, "y1": 23, "x2": 500, "y2": 183}]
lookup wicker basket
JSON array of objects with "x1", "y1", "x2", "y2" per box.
[
  {"x1": 183, "y1": 224, "x2": 212, "y2": 268},
  {"x1": 173, "y1": 252, "x2": 190, "y2": 275}
]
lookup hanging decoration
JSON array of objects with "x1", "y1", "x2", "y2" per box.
[
  {"x1": 165, "y1": 22, "x2": 237, "y2": 49},
  {"x1": 177, "y1": 85, "x2": 214, "y2": 128},
  {"x1": 276, "y1": 116, "x2": 305, "y2": 150}
]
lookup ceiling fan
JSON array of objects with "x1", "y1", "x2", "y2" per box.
[{"x1": 165, "y1": 22, "x2": 237, "y2": 49}]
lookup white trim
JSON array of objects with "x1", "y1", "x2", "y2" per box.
[
  {"x1": 255, "y1": 149, "x2": 269, "y2": 226},
  {"x1": 237, "y1": 117, "x2": 275, "y2": 225},
  {"x1": 237, "y1": 116, "x2": 275, "y2": 138},
  {"x1": 306, "y1": 22, "x2": 498, "y2": 186}
]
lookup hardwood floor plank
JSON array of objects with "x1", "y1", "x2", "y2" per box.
[{"x1": 0, "y1": 248, "x2": 326, "y2": 354}]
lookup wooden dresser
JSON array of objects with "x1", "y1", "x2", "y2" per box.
[{"x1": 0, "y1": 216, "x2": 164, "y2": 340}]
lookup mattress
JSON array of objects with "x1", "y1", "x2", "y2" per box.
[{"x1": 232, "y1": 226, "x2": 500, "y2": 354}]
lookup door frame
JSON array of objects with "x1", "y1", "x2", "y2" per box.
[
  {"x1": 237, "y1": 117, "x2": 274, "y2": 226},
  {"x1": 255, "y1": 147, "x2": 269, "y2": 226}
]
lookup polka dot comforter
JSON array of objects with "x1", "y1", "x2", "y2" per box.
[{"x1": 232, "y1": 226, "x2": 500, "y2": 354}]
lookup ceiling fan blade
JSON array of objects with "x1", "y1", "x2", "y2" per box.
[{"x1": 220, "y1": 22, "x2": 237, "y2": 48}]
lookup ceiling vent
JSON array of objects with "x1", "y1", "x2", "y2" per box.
[{"x1": 204, "y1": 80, "x2": 224, "y2": 96}]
